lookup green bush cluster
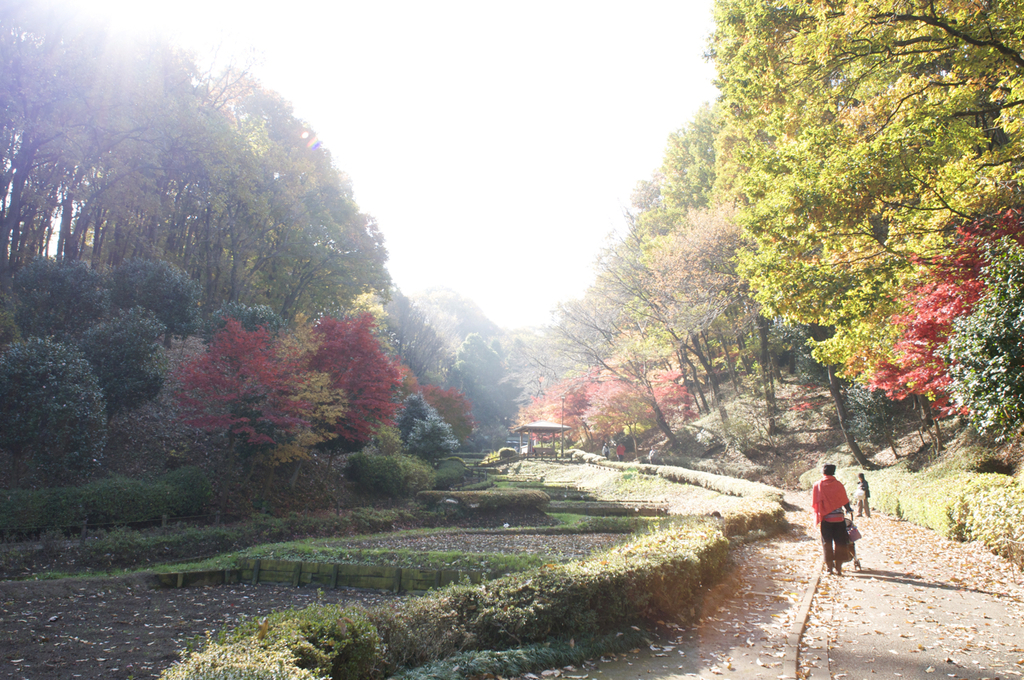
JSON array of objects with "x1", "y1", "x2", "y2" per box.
[
  {"x1": 571, "y1": 451, "x2": 783, "y2": 503},
  {"x1": 567, "y1": 452, "x2": 786, "y2": 538},
  {"x1": 222, "y1": 605, "x2": 381, "y2": 680},
  {"x1": 832, "y1": 466, "x2": 1024, "y2": 568},
  {"x1": 2, "y1": 506, "x2": 416, "y2": 577},
  {"x1": 161, "y1": 638, "x2": 323, "y2": 680},
  {"x1": 952, "y1": 480, "x2": 1024, "y2": 566},
  {"x1": 0, "y1": 467, "x2": 212, "y2": 534},
  {"x1": 160, "y1": 519, "x2": 728, "y2": 679},
  {"x1": 433, "y1": 458, "x2": 467, "y2": 490},
  {"x1": 415, "y1": 488, "x2": 550, "y2": 512},
  {"x1": 345, "y1": 452, "x2": 435, "y2": 498},
  {"x1": 369, "y1": 518, "x2": 728, "y2": 668},
  {"x1": 391, "y1": 629, "x2": 650, "y2": 680}
]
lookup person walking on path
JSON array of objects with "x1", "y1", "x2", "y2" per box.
[
  {"x1": 812, "y1": 464, "x2": 853, "y2": 575},
  {"x1": 615, "y1": 442, "x2": 625, "y2": 462},
  {"x1": 602, "y1": 442, "x2": 610, "y2": 459},
  {"x1": 854, "y1": 472, "x2": 870, "y2": 517}
]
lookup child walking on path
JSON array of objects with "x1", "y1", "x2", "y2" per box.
[{"x1": 854, "y1": 472, "x2": 870, "y2": 517}]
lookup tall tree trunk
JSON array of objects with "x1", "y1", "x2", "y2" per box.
[
  {"x1": 884, "y1": 428, "x2": 899, "y2": 459},
  {"x1": 736, "y1": 331, "x2": 754, "y2": 374},
  {"x1": 677, "y1": 347, "x2": 710, "y2": 415},
  {"x1": 919, "y1": 398, "x2": 942, "y2": 452},
  {"x1": 809, "y1": 324, "x2": 874, "y2": 468},
  {"x1": 757, "y1": 315, "x2": 778, "y2": 437},
  {"x1": 56, "y1": 192, "x2": 74, "y2": 262},
  {"x1": 650, "y1": 400, "x2": 680, "y2": 451},
  {"x1": 219, "y1": 433, "x2": 236, "y2": 517},
  {"x1": 825, "y1": 365, "x2": 875, "y2": 469},
  {"x1": 715, "y1": 330, "x2": 742, "y2": 394},
  {"x1": 689, "y1": 332, "x2": 728, "y2": 421},
  {"x1": 1, "y1": 144, "x2": 37, "y2": 292}
]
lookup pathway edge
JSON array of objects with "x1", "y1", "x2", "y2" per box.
[{"x1": 782, "y1": 555, "x2": 823, "y2": 679}]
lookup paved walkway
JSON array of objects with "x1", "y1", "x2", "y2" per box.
[
  {"x1": 803, "y1": 509, "x2": 1024, "y2": 680},
  {"x1": 524, "y1": 492, "x2": 1024, "y2": 680}
]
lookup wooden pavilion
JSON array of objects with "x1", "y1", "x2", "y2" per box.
[{"x1": 510, "y1": 420, "x2": 572, "y2": 456}]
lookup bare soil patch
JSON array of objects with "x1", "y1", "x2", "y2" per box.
[
  {"x1": 0, "y1": 574, "x2": 402, "y2": 680},
  {"x1": 0, "y1": 529, "x2": 628, "y2": 679}
]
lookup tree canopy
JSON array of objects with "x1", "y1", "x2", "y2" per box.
[{"x1": 0, "y1": 6, "x2": 389, "y2": 320}]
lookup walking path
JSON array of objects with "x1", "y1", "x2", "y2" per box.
[
  {"x1": 524, "y1": 492, "x2": 1024, "y2": 680},
  {"x1": 803, "y1": 509, "x2": 1024, "y2": 680}
]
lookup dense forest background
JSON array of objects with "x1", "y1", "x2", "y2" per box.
[{"x1": 3, "y1": 1, "x2": 1024, "y2": 517}]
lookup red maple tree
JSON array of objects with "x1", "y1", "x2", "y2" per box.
[
  {"x1": 175, "y1": 319, "x2": 311, "y2": 511},
  {"x1": 176, "y1": 319, "x2": 310, "y2": 448},
  {"x1": 519, "y1": 375, "x2": 596, "y2": 443},
  {"x1": 868, "y1": 210, "x2": 1024, "y2": 413},
  {"x1": 309, "y1": 314, "x2": 403, "y2": 450},
  {"x1": 420, "y1": 384, "x2": 476, "y2": 444}
]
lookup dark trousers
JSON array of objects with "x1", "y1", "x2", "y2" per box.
[{"x1": 820, "y1": 519, "x2": 849, "y2": 571}]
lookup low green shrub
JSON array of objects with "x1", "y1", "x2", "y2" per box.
[
  {"x1": 161, "y1": 638, "x2": 320, "y2": 680},
  {"x1": 80, "y1": 476, "x2": 171, "y2": 525},
  {"x1": 498, "y1": 447, "x2": 517, "y2": 460},
  {"x1": 160, "y1": 519, "x2": 729, "y2": 679},
  {"x1": 718, "y1": 497, "x2": 785, "y2": 537},
  {"x1": 348, "y1": 507, "x2": 419, "y2": 534},
  {"x1": 833, "y1": 465, "x2": 1024, "y2": 568},
  {"x1": 346, "y1": 452, "x2": 435, "y2": 498},
  {"x1": 433, "y1": 458, "x2": 467, "y2": 490},
  {"x1": 159, "y1": 466, "x2": 214, "y2": 516},
  {"x1": 954, "y1": 479, "x2": 1024, "y2": 566},
  {"x1": 224, "y1": 605, "x2": 381, "y2": 680},
  {"x1": 0, "y1": 466, "x2": 212, "y2": 535},
  {"x1": 391, "y1": 628, "x2": 650, "y2": 680},
  {"x1": 368, "y1": 518, "x2": 728, "y2": 667},
  {"x1": 570, "y1": 451, "x2": 783, "y2": 502},
  {"x1": 415, "y1": 488, "x2": 550, "y2": 512}
]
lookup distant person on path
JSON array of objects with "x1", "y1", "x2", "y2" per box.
[
  {"x1": 855, "y1": 472, "x2": 871, "y2": 518},
  {"x1": 648, "y1": 448, "x2": 657, "y2": 464},
  {"x1": 812, "y1": 464, "x2": 853, "y2": 576},
  {"x1": 616, "y1": 442, "x2": 625, "y2": 462},
  {"x1": 602, "y1": 442, "x2": 610, "y2": 459}
]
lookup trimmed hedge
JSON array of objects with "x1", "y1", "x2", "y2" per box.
[
  {"x1": 160, "y1": 639, "x2": 322, "y2": 680},
  {"x1": 0, "y1": 508, "x2": 418, "y2": 577},
  {"x1": 391, "y1": 628, "x2": 650, "y2": 680},
  {"x1": 433, "y1": 457, "x2": 467, "y2": 490},
  {"x1": 415, "y1": 488, "x2": 550, "y2": 512},
  {"x1": 831, "y1": 466, "x2": 1024, "y2": 567},
  {"x1": 159, "y1": 518, "x2": 729, "y2": 680},
  {"x1": 222, "y1": 605, "x2": 380, "y2": 680},
  {"x1": 0, "y1": 467, "x2": 212, "y2": 534},
  {"x1": 571, "y1": 451, "x2": 783, "y2": 501},
  {"x1": 413, "y1": 519, "x2": 728, "y2": 649},
  {"x1": 345, "y1": 452, "x2": 434, "y2": 498},
  {"x1": 569, "y1": 452, "x2": 785, "y2": 537}
]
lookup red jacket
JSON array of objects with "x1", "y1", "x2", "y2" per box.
[{"x1": 812, "y1": 475, "x2": 850, "y2": 524}]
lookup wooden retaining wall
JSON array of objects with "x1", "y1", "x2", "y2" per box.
[{"x1": 154, "y1": 559, "x2": 495, "y2": 594}]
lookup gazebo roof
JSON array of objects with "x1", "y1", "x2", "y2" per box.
[{"x1": 510, "y1": 420, "x2": 571, "y2": 434}]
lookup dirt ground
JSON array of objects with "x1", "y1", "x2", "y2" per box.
[
  {"x1": 0, "y1": 529, "x2": 624, "y2": 679},
  {"x1": 0, "y1": 574, "x2": 403, "y2": 679}
]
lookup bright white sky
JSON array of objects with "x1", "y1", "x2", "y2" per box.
[{"x1": 69, "y1": 0, "x2": 718, "y2": 329}]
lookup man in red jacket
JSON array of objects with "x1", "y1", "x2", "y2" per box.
[{"x1": 812, "y1": 464, "x2": 853, "y2": 575}]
